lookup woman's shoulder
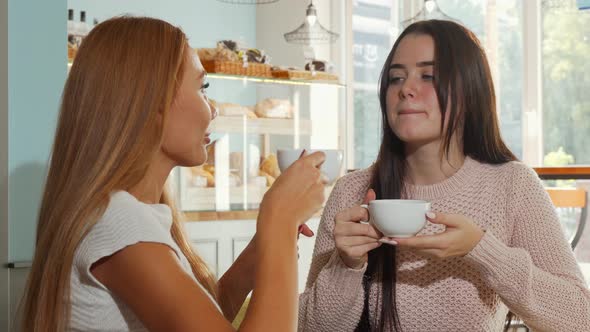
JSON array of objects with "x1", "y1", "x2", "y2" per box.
[
  {"x1": 99, "y1": 191, "x2": 172, "y2": 229},
  {"x1": 329, "y1": 165, "x2": 374, "y2": 205},
  {"x1": 483, "y1": 159, "x2": 539, "y2": 181},
  {"x1": 78, "y1": 191, "x2": 174, "y2": 255},
  {"x1": 335, "y1": 166, "x2": 373, "y2": 190},
  {"x1": 473, "y1": 158, "x2": 542, "y2": 194}
]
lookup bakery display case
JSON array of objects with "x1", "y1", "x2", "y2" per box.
[
  {"x1": 68, "y1": 39, "x2": 346, "y2": 221},
  {"x1": 171, "y1": 65, "x2": 346, "y2": 221}
]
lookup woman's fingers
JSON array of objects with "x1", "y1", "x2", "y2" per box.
[
  {"x1": 391, "y1": 233, "x2": 449, "y2": 250},
  {"x1": 298, "y1": 224, "x2": 315, "y2": 237},
  {"x1": 336, "y1": 221, "x2": 382, "y2": 239},
  {"x1": 301, "y1": 151, "x2": 326, "y2": 169},
  {"x1": 362, "y1": 189, "x2": 376, "y2": 204},
  {"x1": 426, "y1": 212, "x2": 462, "y2": 227},
  {"x1": 340, "y1": 242, "x2": 382, "y2": 258},
  {"x1": 337, "y1": 235, "x2": 381, "y2": 247},
  {"x1": 335, "y1": 206, "x2": 370, "y2": 224}
]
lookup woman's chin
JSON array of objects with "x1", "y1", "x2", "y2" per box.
[{"x1": 396, "y1": 132, "x2": 440, "y2": 146}]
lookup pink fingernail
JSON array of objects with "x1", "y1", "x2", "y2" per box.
[
  {"x1": 426, "y1": 212, "x2": 436, "y2": 219},
  {"x1": 378, "y1": 238, "x2": 398, "y2": 246}
]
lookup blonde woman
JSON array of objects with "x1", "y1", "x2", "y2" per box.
[{"x1": 21, "y1": 16, "x2": 327, "y2": 332}]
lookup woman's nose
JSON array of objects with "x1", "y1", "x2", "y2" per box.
[{"x1": 399, "y1": 78, "x2": 417, "y2": 99}]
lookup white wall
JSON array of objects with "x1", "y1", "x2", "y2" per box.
[
  {"x1": 255, "y1": 0, "x2": 348, "y2": 157},
  {"x1": 255, "y1": 0, "x2": 342, "y2": 72},
  {"x1": 67, "y1": 0, "x2": 257, "y2": 49}
]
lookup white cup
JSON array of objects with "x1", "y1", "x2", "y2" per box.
[
  {"x1": 361, "y1": 199, "x2": 431, "y2": 238},
  {"x1": 276, "y1": 148, "x2": 343, "y2": 184}
]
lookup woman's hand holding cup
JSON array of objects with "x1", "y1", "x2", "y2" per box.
[
  {"x1": 334, "y1": 189, "x2": 383, "y2": 269},
  {"x1": 258, "y1": 150, "x2": 328, "y2": 235}
]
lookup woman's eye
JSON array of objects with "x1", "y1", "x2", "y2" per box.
[
  {"x1": 389, "y1": 76, "x2": 404, "y2": 85},
  {"x1": 422, "y1": 74, "x2": 434, "y2": 81},
  {"x1": 201, "y1": 82, "x2": 210, "y2": 92}
]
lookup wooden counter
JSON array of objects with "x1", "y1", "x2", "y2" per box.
[
  {"x1": 184, "y1": 209, "x2": 323, "y2": 222},
  {"x1": 533, "y1": 166, "x2": 590, "y2": 180}
]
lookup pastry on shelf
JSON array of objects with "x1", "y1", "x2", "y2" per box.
[
  {"x1": 201, "y1": 57, "x2": 272, "y2": 77},
  {"x1": 304, "y1": 59, "x2": 339, "y2": 82},
  {"x1": 258, "y1": 170, "x2": 276, "y2": 187},
  {"x1": 271, "y1": 66, "x2": 312, "y2": 80},
  {"x1": 218, "y1": 40, "x2": 241, "y2": 52},
  {"x1": 305, "y1": 60, "x2": 334, "y2": 73},
  {"x1": 196, "y1": 48, "x2": 217, "y2": 61},
  {"x1": 254, "y1": 98, "x2": 293, "y2": 119},
  {"x1": 189, "y1": 165, "x2": 215, "y2": 188},
  {"x1": 217, "y1": 102, "x2": 257, "y2": 119},
  {"x1": 239, "y1": 48, "x2": 271, "y2": 64},
  {"x1": 196, "y1": 40, "x2": 273, "y2": 77},
  {"x1": 203, "y1": 164, "x2": 215, "y2": 175},
  {"x1": 309, "y1": 71, "x2": 339, "y2": 82},
  {"x1": 259, "y1": 154, "x2": 281, "y2": 178}
]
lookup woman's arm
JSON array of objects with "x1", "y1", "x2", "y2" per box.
[
  {"x1": 464, "y1": 165, "x2": 590, "y2": 331},
  {"x1": 92, "y1": 152, "x2": 327, "y2": 332},
  {"x1": 217, "y1": 236, "x2": 256, "y2": 321},
  {"x1": 91, "y1": 242, "x2": 236, "y2": 332}
]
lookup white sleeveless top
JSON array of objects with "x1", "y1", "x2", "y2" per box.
[{"x1": 69, "y1": 191, "x2": 219, "y2": 331}]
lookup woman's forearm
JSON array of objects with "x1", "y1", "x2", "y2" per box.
[
  {"x1": 238, "y1": 220, "x2": 299, "y2": 332},
  {"x1": 217, "y1": 236, "x2": 257, "y2": 321}
]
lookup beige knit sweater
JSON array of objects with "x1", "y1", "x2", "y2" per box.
[{"x1": 298, "y1": 157, "x2": 590, "y2": 331}]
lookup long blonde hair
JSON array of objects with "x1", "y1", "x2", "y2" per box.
[{"x1": 21, "y1": 16, "x2": 217, "y2": 331}]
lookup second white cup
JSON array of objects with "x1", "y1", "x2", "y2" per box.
[{"x1": 361, "y1": 199, "x2": 431, "y2": 238}]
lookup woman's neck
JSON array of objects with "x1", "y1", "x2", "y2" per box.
[
  {"x1": 128, "y1": 153, "x2": 175, "y2": 204},
  {"x1": 405, "y1": 139, "x2": 465, "y2": 186}
]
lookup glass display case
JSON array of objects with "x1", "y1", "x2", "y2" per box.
[{"x1": 170, "y1": 73, "x2": 347, "y2": 220}]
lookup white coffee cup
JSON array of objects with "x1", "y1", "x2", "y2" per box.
[
  {"x1": 276, "y1": 148, "x2": 343, "y2": 184},
  {"x1": 361, "y1": 199, "x2": 431, "y2": 238}
]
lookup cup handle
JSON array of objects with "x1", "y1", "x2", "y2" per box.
[{"x1": 360, "y1": 204, "x2": 370, "y2": 224}]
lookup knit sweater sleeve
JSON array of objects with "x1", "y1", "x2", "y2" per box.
[
  {"x1": 464, "y1": 163, "x2": 590, "y2": 331},
  {"x1": 298, "y1": 173, "x2": 369, "y2": 332}
]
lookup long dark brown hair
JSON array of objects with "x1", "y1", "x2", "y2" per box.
[{"x1": 356, "y1": 20, "x2": 517, "y2": 332}]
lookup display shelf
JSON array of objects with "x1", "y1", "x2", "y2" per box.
[
  {"x1": 210, "y1": 116, "x2": 311, "y2": 135},
  {"x1": 183, "y1": 209, "x2": 324, "y2": 221},
  {"x1": 68, "y1": 62, "x2": 345, "y2": 87},
  {"x1": 208, "y1": 73, "x2": 345, "y2": 87}
]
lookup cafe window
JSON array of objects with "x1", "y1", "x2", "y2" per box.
[
  {"x1": 542, "y1": 1, "x2": 590, "y2": 167},
  {"x1": 350, "y1": 0, "x2": 524, "y2": 168}
]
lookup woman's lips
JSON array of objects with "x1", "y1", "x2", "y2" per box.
[{"x1": 398, "y1": 109, "x2": 426, "y2": 115}]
